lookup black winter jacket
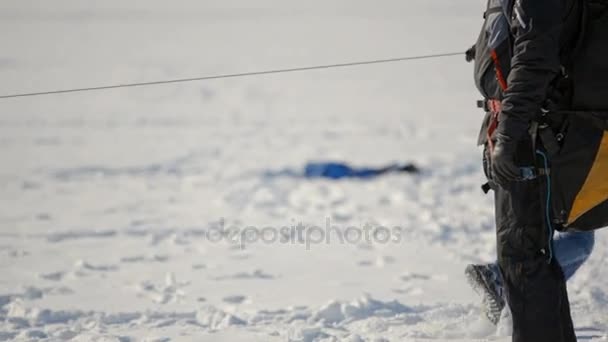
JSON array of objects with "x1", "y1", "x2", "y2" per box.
[{"x1": 475, "y1": 0, "x2": 581, "y2": 142}]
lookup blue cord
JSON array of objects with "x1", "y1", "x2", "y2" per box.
[{"x1": 535, "y1": 150, "x2": 554, "y2": 263}]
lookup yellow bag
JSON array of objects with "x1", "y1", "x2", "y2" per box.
[{"x1": 549, "y1": 112, "x2": 608, "y2": 231}]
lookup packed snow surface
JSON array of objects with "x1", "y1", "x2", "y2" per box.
[{"x1": 0, "y1": 1, "x2": 607, "y2": 341}]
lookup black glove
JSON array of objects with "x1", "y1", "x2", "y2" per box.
[
  {"x1": 491, "y1": 117, "x2": 529, "y2": 187},
  {"x1": 491, "y1": 133, "x2": 520, "y2": 187}
]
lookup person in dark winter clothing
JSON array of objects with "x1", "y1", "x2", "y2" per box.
[{"x1": 470, "y1": 0, "x2": 585, "y2": 341}]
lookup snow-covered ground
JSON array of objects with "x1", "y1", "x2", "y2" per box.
[{"x1": 0, "y1": 1, "x2": 607, "y2": 341}]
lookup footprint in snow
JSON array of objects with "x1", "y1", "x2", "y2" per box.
[
  {"x1": 223, "y1": 295, "x2": 247, "y2": 304},
  {"x1": 134, "y1": 273, "x2": 189, "y2": 305},
  {"x1": 358, "y1": 256, "x2": 396, "y2": 268},
  {"x1": 213, "y1": 269, "x2": 274, "y2": 281},
  {"x1": 75, "y1": 260, "x2": 118, "y2": 272},
  {"x1": 39, "y1": 271, "x2": 66, "y2": 281},
  {"x1": 392, "y1": 287, "x2": 425, "y2": 296},
  {"x1": 5, "y1": 250, "x2": 29, "y2": 258},
  {"x1": 120, "y1": 254, "x2": 169, "y2": 264},
  {"x1": 399, "y1": 272, "x2": 431, "y2": 282},
  {"x1": 72, "y1": 261, "x2": 118, "y2": 278},
  {"x1": 331, "y1": 209, "x2": 354, "y2": 222}
]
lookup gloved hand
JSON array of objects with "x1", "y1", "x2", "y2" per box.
[
  {"x1": 491, "y1": 117, "x2": 529, "y2": 187},
  {"x1": 491, "y1": 133, "x2": 520, "y2": 187}
]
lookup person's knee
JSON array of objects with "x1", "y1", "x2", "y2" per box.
[{"x1": 497, "y1": 225, "x2": 546, "y2": 262}]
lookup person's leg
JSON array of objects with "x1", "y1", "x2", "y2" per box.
[
  {"x1": 553, "y1": 230, "x2": 595, "y2": 280},
  {"x1": 495, "y1": 177, "x2": 575, "y2": 342},
  {"x1": 466, "y1": 221, "x2": 594, "y2": 334},
  {"x1": 486, "y1": 230, "x2": 595, "y2": 291}
]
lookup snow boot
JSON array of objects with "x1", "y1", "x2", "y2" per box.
[{"x1": 465, "y1": 263, "x2": 505, "y2": 325}]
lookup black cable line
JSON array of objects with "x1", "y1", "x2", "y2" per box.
[{"x1": 0, "y1": 51, "x2": 463, "y2": 100}]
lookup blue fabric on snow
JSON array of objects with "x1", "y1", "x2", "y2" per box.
[{"x1": 304, "y1": 162, "x2": 419, "y2": 179}]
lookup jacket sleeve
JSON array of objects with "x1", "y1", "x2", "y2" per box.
[{"x1": 498, "y1": 0, "x2": 563, "y2": 138}]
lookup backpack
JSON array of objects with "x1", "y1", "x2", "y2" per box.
[
  {"x1": 473, "y1": 0, "x2": 608, "y2": 232},
  {"x1": 570, "y1": 0, "x2": 608, "y2": 110}
]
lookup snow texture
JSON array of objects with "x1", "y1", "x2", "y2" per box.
[{"x1": 0, "y1": 0, "x2": 607, "y2": 341}]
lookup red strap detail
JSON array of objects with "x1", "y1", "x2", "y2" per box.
[
  {"x1": 487, "y1": 48, "x2": 507, "y2": 154},
  {"x1": 487, "y1": 99, "x2": 502, "y2": 113},
  {"x1": 485, "y1": 99, "x2": 502, "y2": 153},
  {"x1": 490, "y1": 49, "x2": 508, "y2": 92},
  {"x1": 487, "y1": 111, "x2": 499, "y2": 152},
  {"x1": 481, "y1": 49, "x2": 507, "y2": 154}
]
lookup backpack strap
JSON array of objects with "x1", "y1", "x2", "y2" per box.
[{"x1": 538, "y1": 124, "x2": 562, "y2": 158}]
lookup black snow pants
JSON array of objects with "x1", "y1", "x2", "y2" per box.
[{"x1": 487, "y1": 139, "x2": 577, "y2": 342}]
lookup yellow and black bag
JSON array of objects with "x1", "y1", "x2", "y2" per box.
[
  {"x1": 548, "y1": 0, "x2": 608, "y2": 231},
  {"x1": 549, "y1": 112, "x2": 608, "y2": 231}
]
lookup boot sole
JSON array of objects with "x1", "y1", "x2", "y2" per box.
[{"x1": 465, "y1": 264, "x2": 505, "y2": 325}]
